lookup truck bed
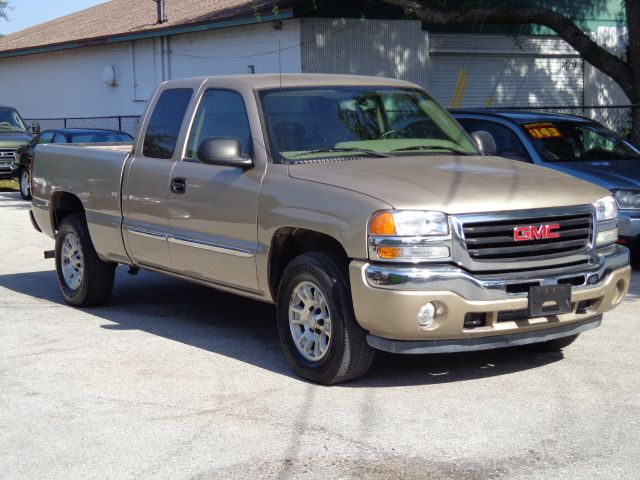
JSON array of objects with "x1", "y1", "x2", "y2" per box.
[{"x1": 31, "y1": 143, "x2": 133, "y2": 263}]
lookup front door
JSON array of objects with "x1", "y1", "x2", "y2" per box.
[{"x1": 167, "y1": 89, "x2": 262, "y2": 292}]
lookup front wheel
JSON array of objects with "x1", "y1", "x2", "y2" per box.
[
  {"x1": 521, "y1": 333, "x2": 580, "y2": 353},
  {"x1": 55, "y1": 213, "x2": 116, "y2": 307},
  {"x1": 19, "y1": 168, "x2": 31, "y2": 200},
  {"x1": 276, "y1": 252, "x2": 375, "y2": 384}
]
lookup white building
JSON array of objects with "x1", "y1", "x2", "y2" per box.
[{"x1": 0, "y1": 0, "x2": 629, "y2": 132}]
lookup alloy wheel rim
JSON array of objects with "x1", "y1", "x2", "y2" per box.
[
  {"x1": 288, "y1": 280, "x2": 332, "y2": 361},
  {"x1": 21, "y1": 170, "x2": 30, "y2": 197},
  {"x1": 61, "y1": 233, "x2": 83, "y2": 291}
]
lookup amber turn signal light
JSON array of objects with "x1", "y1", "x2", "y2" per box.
[{"x1": 370, "y1": 212, "x2": 396, "y2": 235}]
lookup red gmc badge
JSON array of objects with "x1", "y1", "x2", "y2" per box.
[{"x1": 513, "y1": 224, "x2": 560, "y2": 242}]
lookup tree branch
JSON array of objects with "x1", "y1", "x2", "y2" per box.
[{"x1": 381, "y1": 0, "x2": 635, "y2": 99}]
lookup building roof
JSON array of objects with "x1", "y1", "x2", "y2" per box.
[
  {"x1": 451, "y1": 109, "x2": 596, "y2": 125},
  {"x1": 0, "y1": 0, "x2": 302, "y2": 57}
]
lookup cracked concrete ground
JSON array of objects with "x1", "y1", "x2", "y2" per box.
[{"x1": 1, "y1": 190, "x2": 639, "y2": 479}]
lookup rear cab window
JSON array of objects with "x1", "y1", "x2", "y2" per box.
[{"x1": 143, "y1": 88, "x2": 193, "y2": 159}]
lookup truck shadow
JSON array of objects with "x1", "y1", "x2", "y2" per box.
[{"x1": 0, "y1": 268, "x2": 564, "y2": 386}]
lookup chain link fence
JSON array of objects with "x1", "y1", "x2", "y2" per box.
[
  {"x1": 24, "y1": 106, "x2": 638, "y2": 140},
  {"x1": 23, "y1": 116, "x2": 142, "y2": 137}
]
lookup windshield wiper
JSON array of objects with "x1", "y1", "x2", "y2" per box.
[
  {"x1": 293, "y1": 147, "x2": 388, "y2": 158},
  {"x1": 390, "y1": 145, "x2": 472, "y2": 155}
]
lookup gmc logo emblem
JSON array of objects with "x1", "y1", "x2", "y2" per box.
[{"x1": 513, "y1": 224, "x2": 561, "y2": 242}]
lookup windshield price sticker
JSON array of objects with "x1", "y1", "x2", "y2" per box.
[{"x1": 523, "y1": 123, "x2": 563, "y2": 139}]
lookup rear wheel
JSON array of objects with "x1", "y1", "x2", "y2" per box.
[
  {"x1": 276, "y1": 252, "x2": 375, "y2": 384},
  {"x1": 521, "y1": 333, "x2": 580, "y2": 353},
  {"x1": 19, "y1": 168, "x2": 31, "y2": 200},
  {"x1": 55, "y1": 213, "x2": 116, "y2": 307}
]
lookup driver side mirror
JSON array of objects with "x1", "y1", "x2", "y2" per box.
[
  {"x1": 29, "y1": 122, "x2": 41, "y2": 135},
  {"x1": 197, "y1": 137, "x2": 253, "y2": 169},
  {"x1": 472, "y1": 131, "x2": 497, "y2": 156}
]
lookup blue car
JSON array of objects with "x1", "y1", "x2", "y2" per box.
[{"x1": 452, "y1": 110, "x2": 640, "y2": 253}]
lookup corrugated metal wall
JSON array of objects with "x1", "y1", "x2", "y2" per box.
[
  {"x1": 429, "y1": 34, "x2": 584, "y2": 108},
  {"x1": 301, "y1": 18, "x2": 429, "y2": 88}
]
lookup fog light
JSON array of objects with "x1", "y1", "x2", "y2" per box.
[
  {"x1": 596, "y1": 228, "x2": 618, "y2": 246},
  {"x1": 417, "y1": 303, "x2": 436, "y2": 326}
]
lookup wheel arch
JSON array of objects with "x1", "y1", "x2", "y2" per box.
[
  {"x1": 268, "y1": 227, "x2": 349, "y2": 302},
  {"x1": 50, "y1": 191, "x2": 85, "y2": 233}
]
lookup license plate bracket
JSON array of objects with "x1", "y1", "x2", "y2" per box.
[{"x1": 528, "y1": 284, "x2": 571, "y2": 317}]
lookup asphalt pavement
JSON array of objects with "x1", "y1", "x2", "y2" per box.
[{"x1": 1, "y1": 190, "x2": 639, "y2": 479}]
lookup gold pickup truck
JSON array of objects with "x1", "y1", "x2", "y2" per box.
[{"x1": 29, "y1": 75, "x2": 631, "y2": 384}]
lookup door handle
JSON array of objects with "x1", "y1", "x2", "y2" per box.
[{"x1": 170, "y1": 177, "x2": 187, "y2": 194}]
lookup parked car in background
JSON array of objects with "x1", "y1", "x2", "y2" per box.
[
  {"x1": 452, "y1": 110, "x2": 640, "y2": 254},
  {"x1": 0, "y1": 106, "x2": 33, "y2": 184},
  {"x1": 13, "y1": 128, "x2": 133, "y2": 200}
]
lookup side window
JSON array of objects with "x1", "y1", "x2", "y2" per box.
[
  {"x1": 53, "y1": 133, "x2": 67, "y2": 143},
  {"x1": 143, "y1": 88, "x2": 193, "y2": 159},
  {"x1": 186, "y1": 89, "x2": 252, "y2": 160},
  {"x1": 458, "y1": 119, "x2": 532, "y2": 162},
  {"x1": 38, "y1": 131, "x2": 55, "y2": 144}
]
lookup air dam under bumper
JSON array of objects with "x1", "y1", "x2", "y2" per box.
[{"x1": 348, "y1": 244, "x2": 631, "y2": 347}]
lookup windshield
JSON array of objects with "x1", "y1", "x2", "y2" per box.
[
  {"x1": 69, "y1": 132, "x2": 133, "y2": 143},
  {"x1": 0, "y1": 108, "x2": 27, "y2": 133},
  {"x1": 521, "y1": 121, "x2": 640, "y2": 162},
  {"x1": 259, "y1": 87, "x2": 478, "y2": 162}
]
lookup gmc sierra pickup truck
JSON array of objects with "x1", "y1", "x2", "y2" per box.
[{"x1": 30, "y1": 75, "x2": 631, "y2": 384}]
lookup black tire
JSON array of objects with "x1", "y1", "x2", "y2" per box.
[
  {"x1": 19, "y1": 167, "x2": 31, "y2": 201},
  {"x1": 521, "y1": 333, "x2": 580, "y2": 353},
  {"x1": 55, "y1": 213, "x2": 116, "y2": 307},
  {"x1": 276, "y1": 252, "x2": 375, "y2": 384}
]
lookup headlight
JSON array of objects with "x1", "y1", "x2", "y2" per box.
[
  {"x1": 594, "y1": 196, "x2": 618, "y2": 222},
  {"x1": 368, "y1": 210, "x2": 451, "y2": 262},
  {"x1": 612, "y1": 189, "x2": 640, "y2": 210},
  {"x1": 369, "y1": 210, "x2": 449, "y2": 236}
]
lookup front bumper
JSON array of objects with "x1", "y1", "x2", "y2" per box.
[
  {"x1": 0, "y1": 162, "x2": 17, "y2": 179},
  {"x1": 349, "y1": 244, "x2": 631, "y2": 345}
]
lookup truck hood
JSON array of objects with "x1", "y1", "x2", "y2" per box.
[
  {"x1": 540, "y1": 160, "x2": 640, "y2": 191},
  {"x1": 0, "y1": 132, "x2": 31, "y2": 148},
  {"x1": 288, "y1": 155, "x2": 609, "y2": 214}
]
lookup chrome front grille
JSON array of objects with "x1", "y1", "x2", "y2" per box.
[{"x1": 462, "y1": 213, "x2": 593, "y2": 262}]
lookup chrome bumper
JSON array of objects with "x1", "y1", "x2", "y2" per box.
[
  {"x1": 364, "y1": 244, "x2": 629, "y2": 301},
  {"x1": 0, "y1": 162, "x2": 16, "y2": 178}
]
